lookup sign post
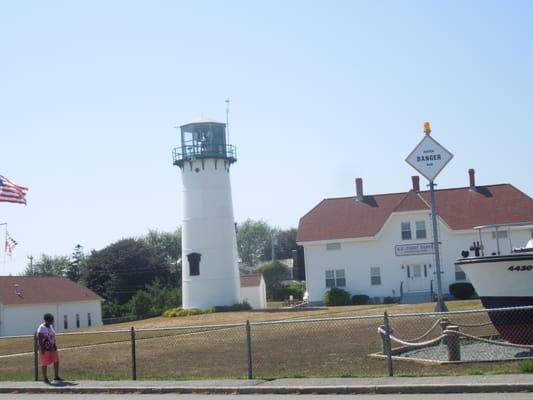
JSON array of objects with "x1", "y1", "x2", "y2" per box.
[{"x1": 405, "y1": 122, "x2": 453, "y2": 312}]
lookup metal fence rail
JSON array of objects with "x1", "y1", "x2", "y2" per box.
[{"x1": 2, "y1": 305, "x2": 533, "y2": 381}]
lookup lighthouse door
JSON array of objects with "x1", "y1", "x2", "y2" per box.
[{"x1": 406, "y1": 263, "x2": 427, "y2": 291}]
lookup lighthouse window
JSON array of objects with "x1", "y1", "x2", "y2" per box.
[
  {"x1": 187, "y1": 252, "x2": 201, "y2": 276},
  {"x1": 415, "y1": 221, "x2": 427, "y2": 239},
  {"x1": 401, "y1": 222, "x2": 412, "y2": 240}
]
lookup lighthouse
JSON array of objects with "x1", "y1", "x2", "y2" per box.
[{"x1": 173, "y1": 119, "x2": 241, "y2": 309}]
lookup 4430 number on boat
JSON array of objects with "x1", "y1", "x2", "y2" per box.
[{"x1": 508, "y1": 265, "x2": 533, "y2": 271}]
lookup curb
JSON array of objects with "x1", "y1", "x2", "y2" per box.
[{"x1": 1, "y1": 384, "x2": 533, "y2": 394}]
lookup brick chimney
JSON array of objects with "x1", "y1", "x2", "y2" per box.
[
  {"x1": 356, "y1": 178, "x2": 364, "y2": 201},
  {"x1": 411, "y1": 176, "x2": 420, "y2": 192},
  {"x1": 468, "y1": 169, "x2": 476, "y2": 191}
]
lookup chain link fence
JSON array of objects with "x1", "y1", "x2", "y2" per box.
[{"x1": 1, "y1": 305, "x2": 533, "y2": 380}]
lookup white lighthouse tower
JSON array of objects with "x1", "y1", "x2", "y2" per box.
[{"x1": 173, "y1": 119, "x2": 241, "y2": 309}]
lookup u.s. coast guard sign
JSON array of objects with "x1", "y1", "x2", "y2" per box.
[{"x1": 405, "y1": 133, "x2": 453, "y2": 181}]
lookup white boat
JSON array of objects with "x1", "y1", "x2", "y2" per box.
[{"x1": 455, "y1": 223, "x2": 533, "y2": 344}]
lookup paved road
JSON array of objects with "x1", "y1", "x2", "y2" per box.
[{"x1": 2, "y1": 395, "x2": 533, "y2": 399}]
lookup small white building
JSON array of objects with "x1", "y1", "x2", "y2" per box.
[
  {"x1": 297, "y1": 170, "x2": 533, "y2": 305},
  {"x1": 0, "y1": 276, "x2": 103, "y2": 337},
  {"x1": 240, "y1": 274, "x2": 267, "y2": 309}
]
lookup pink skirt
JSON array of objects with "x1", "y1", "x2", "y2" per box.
[{"x1": 40, "y1": 350, "x2": 59, "y2": 366}]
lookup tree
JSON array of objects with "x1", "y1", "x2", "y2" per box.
[
  {"x1": 274, "y1": 228, "x2": 297, "y2": 260},
  {"x1": 237, "y1": 219, "x2": 273, "y2": 266},
  {"x1": 140, "y1": 229, "x2": 181, "y2": 287},
  {"x1": 66, "y1": 244, "x2": 86, "y2": 283},
  {"x1": 23, "y1": 254, "x2": 70, "y2": 277},
  {"x1": 255, "y1": 260, "x2": 291, "y2": 299},
  {"x1": 82, "y1": 238, "x2": 172, "y2": 304},
  {"x1": 130, "y1": 290, "x2": 153, "y2": 318},
  {"x1": 141, "y1": 229, "x2": 181, "y2": 265}
]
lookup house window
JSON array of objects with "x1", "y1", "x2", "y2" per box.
[
  {"x1": 371, "y1": 267, "x2": 381, "y2": 286},
  {"x1": 76, "y1": 314, "x2": 80, "y2": 328},
  {"x1": 416, "y1": 221, "x2": 427, "y2": 239},
  {"x1": 335, "y1": 269, "x2": 346, "y2": 287},
  {"x1": 491, "y1": 231, "x2": 508, "y2": 240},
  {"x1": 63, "y1": 315, "x2": 68, "y2": 330},
  {"x1": 88, "y1": 313, "x2": 92, "y2": 327},
  {"x1": 187, "y1": 252, "x2": 201, "y2": 276},
  {"x1": 455, "y1": 265, "x2": 466, "y2": 281},
  {"x1": 326, "y1": 242, "x2": 341, "y2": 250},
  {"x1": 325, "y1": 270, "x2": 335, "y2": 288},
  {"x1": 325, "y1": 269, "x2": 346, "y2": 288},
  {"x1": 412, "y1": 264, "x2": 422, "y2": 278},
  {"x1": 401, "y1": 222, "x2": 412, "y2": 240}
]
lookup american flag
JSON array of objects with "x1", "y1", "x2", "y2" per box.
[
  {"x1": 0, "y1": 175, "x2": 28, "y2": 205},
  {"x1": 5, "y1": 233, "x2": 17, "y2": 256}
]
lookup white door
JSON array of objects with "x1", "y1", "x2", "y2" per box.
[{"x1": 406, "y1": 264, "x2": 428, "y2": 291}]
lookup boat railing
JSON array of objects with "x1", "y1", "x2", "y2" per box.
[{"x1": 473, "y1": 222, "x2": 533, "y2": 256}]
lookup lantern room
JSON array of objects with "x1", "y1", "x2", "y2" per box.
[{"x1": 172, "y1": 120, "x2": 237, "y2": 167}]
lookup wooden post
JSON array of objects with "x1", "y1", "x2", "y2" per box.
[
  {"x1": 383, "y1": 312, "x2": 394, "y2": 376},
  {"x1": 245, "y1": 320, "x2": 253, "y2": 379},
  {"x1": 33, "y1": 332, "x2": 39, "y2": 381},
  {"x1": 439, "y1": 318, "x2": 450, "y2": 333},
  {"x1": 131, "y1": 327, "x2": 137, "y2": 380},
  {"x1": 443, "y1": 325, "x2": 461, "y2": 361}
]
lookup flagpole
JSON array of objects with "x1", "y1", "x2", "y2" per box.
[{"x1": 0, "y1": 223, "x2": 6, "y2": 272}]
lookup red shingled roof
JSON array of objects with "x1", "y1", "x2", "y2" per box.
[
  {"x1": 297, "y1": 184, "x2": 533, "y2": 242},
  {"x1": 0, "y1": 276, "x2": 102, "y2": 305},
  {"x1": 240, "y1": 274, "x2": 263, "y2": 287}
]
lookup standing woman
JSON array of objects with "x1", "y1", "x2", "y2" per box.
[{"x1": 37, "y1": 313, "x2": 63, "y2": 384}]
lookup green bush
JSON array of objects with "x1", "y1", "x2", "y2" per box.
[
  {"x1": 383, "y1": 296, "x2": 395, "y2": 304},
  {"x1": 162, "y1": 301, "x2": 252, "y2": 317},
  {"x1": 130, "y1": 291, "x2": 153, "y2": 318},
  {"x1": 449, "y1": 282, "x2": 475, "y2": 300},
  {"x1": 351, "y1": 295, "x2": 369, "y2": 305},
  {"x1": 324, "y1": 288, "x2": 351, "y2": 306}
]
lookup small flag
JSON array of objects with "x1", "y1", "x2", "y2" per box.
[
  {"x1": 5, "y1": 233, "x2": 17, "y2": 256},
  {"x1": 0, "y1": 175, "x2": 28, "y2": 205}
]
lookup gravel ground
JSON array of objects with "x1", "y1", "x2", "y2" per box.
[{"x1": 400, "y1": 341, "x2": 533, "y2": 362}]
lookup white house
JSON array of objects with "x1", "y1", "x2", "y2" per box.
[
  {"x1": 240, "y1": 274, "x2": 267, "y2": 309},
  {"x1": 297, "y1": 170, "x2": 533, "y2": 305},
  {"x1": 0, "y1": 276, "x2": 103, "y2": 337}
]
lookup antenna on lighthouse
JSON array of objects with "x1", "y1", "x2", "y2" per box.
[{"x1": 225, "y1": 99, "x2": 230, "y2": 144}]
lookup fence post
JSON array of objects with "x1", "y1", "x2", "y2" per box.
[
  {"x1": 443, "y1": 325, "x2": 461, "y2": 361},
  {"x1": 383, "y1": 311, "x2": 394, "y2": 377},
  {"x1": 130, "y1": 327, "x2": 137, "y2": 380},
  {"x1": 245, "y1": 320, "x2": 253, "y2": 379},
  {"x1": 439, "y1": 317, "x2": 450, "y2": 333},
  {"x1": 33, "y1": 333, "x2": 39, "y2": 381}
]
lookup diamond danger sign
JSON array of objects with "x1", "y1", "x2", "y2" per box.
[{"x1": 405, "y1": 134, "x2": 453, "y2": 181}]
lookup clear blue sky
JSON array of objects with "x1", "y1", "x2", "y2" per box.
[{"x1": 1, "y1": 1, "x2": 532, "y2": 275}]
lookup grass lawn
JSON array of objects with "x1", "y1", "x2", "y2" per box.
[{"x1": 2, "y1": 299, "x2": 522, "y2": 381}]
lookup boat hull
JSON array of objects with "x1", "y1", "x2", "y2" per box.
[{"x1": 456, "y1": 254, "x2": 533, "y2": 344}]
